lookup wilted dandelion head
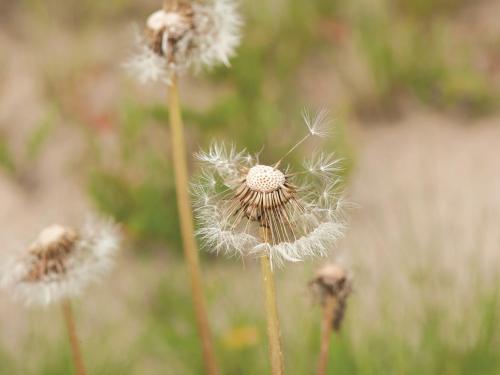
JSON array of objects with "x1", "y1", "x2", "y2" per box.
[
  {"x1": 126, "y1": 0, "x2": 242, "y2": 84},
  {"x1": 1, "y1": 219, "x2": 120, "y2": 307},
  {"x1": 310, "y1": 263, "x2": 352, "y2": 331},
  {"x1": 193, "y1": 109, "x2": 346, "y2": 267}
]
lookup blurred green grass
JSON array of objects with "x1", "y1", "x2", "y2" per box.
[{"x1": 1, "y1": 260, "x2": 498, "y2": 374}]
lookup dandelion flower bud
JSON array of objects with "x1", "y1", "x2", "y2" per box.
[
  {"x1": 310, "y1": 263, "x2": 352, "y2": 331},
  {"x1": 193, "y1": 111, "x2": 346, "y2": 267},
  {"x1": 1, "y1": 220, "x2": 120, "y2": 306},
  {"x1": 126, "y1": 0, "x2": 242, "y2": 84}
]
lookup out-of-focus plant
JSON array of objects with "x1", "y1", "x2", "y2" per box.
[
  {"x1": 87, "y1": 102, "x2": 181, "y2": 250},
  {"x1": 349, "y1": 0, "x2": 498, "y2": 117},
  {"x1": 0, "y1": 135, "x2": 16, "y2": 176},
  {"x1": 26, "y1": 108, "x2": 57, "y2": 161},
  {"x1": 123, "y1": 1, "x2": 243, "y2": 372},
  {"x1": 310, "y1": 263, "x2": 353, "y2": 375},
  {"x1": 1, "y1": 221, "x2": 120, "y2": 375}
]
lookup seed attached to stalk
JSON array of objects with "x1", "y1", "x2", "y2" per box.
[{"x1": 194, "y1": 109, "x2": 345, "y2": 266}]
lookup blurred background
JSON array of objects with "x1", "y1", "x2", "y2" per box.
[{"x1": 1, "y1": 0, "x2": 500, "y2": 373}]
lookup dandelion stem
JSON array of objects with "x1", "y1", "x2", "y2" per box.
[
  {"x1": 260, "y1": 227, "x2": 285, "y2": 374},
  {"x1": 62, "y1": 300, "x2": 86, "y2": 375},
  {"x1": 317, "y1": 295, "x2": 337, "y2": 375},
  {"x1": 168, "y1": 74, "x2": 219, "y2": 375}
]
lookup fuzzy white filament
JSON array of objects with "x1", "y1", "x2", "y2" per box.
[
  {"x1": 303, "y1": 153, "x2": 342, "y2": 178},
  {"x1": 302, "y1": 108, "x2": 332, "y2": 138},
  {"x1": 125, "y1": 35, "x2": 170, "y2": 84},
  {"x1": 126, "y1": 0, "x2": 242, "y2": 85},
  {"x1": 1, "y1": 219, "x2": 120, "y2": 306},
  {"x1": 193, "y1": 111, "x2": 346, "y2": 267}
]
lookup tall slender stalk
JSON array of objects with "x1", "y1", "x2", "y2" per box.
[
  {"x1": 167, "y1": 74, "x2": 218, "y2": 375},
  {"x1": 260, "y1": 227, "x2": 285, "y2": 375},
  {"x1": 317, "y1": 296, "x2": 337, "y2": 375},
  {"x1": 61, "y1": 300, "x2": 86, "y2": 375}
]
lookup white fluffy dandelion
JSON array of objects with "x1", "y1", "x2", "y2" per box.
[
  {"x1": 126, "y1": 0, "x2": 242, "y2": 84},
  {"x1": 1, "y1": 219, "x2": 120, "y2": 306},
  {"x1": 193, "y1": 110, "x2": 346, "y2": 267}
]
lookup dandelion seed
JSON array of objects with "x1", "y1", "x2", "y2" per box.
[
  {"x1": 304, "y1": 152, "x2": 342, "y2": 179},
  {"x1": 193, "y1": 111, "x2": 346, "y2": 267},
  {"x1": 1, "y1": 219, "x2": 120, "y2": 306},
  {"x1": 302, "y1": 108, "x2": 332, "y2": 138},
  {"x1": 126, "y1": 0, "x2": 242, "y2": 84}
]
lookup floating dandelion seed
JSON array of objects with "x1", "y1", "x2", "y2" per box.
[
  {"x1": 1, "y1": 219, "x2": 120, "y2": 306},
  {"x1": 193, "y1": 110, "x2": 346, "y2": 267},
  {"x1": 126, "y1": 0, "x2": 242, "y2": 84},
  {"x1": 303, "y1": 108, "x2": 332, "y2": 138}
]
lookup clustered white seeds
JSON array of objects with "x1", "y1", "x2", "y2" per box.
[
  {"x1": 126, "y1": 0, "x2": 242, "y2": 84},
  {"x1": 193, "y1": 111, "x2": 346, "y2": 267},
  {"x1": 246, "y1": 165, "x2": 286, "y2": 193},
  {"x1": 145, "y1": 3, "x2": 194, "y2": 60},
  {"x1": 147, "y1": 10, "x2": 192, "y2": 39},
  {"x1": 0, "y1": 219, "x2": 120, "y2": 306}
]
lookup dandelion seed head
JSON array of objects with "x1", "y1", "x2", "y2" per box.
[
  {"x1": 310, "y1": 263, "x2": 353, "y2": 330},
  {"x1": 314, "y1": 263, "x2": 349, "y2": 292},
  {"x1": 1, "y1": 218, "x2": 120, "y2": 307},
  {"x1": 126, "y1": 0, "x2": 242, "y2": 84},
  {"x1": 35, "y1": 224, "x2": 77, "y2": 251},
  {"x1": 145, "y1": 4, "x2": 194, "y2": 57},
  {"x1": 146, "y1": 9, "x2": 192, "y2": 37},
  {"x1": 246, "y1": 165, "x2": 286, "y2": 193},
  {"x1": 193, "y1": 110, "x2": 347, "y2": 267}
]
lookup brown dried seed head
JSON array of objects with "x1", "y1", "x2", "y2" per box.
[
  {"x1": 145, "y1": 5, "x2": 194, "y2": 57},
  {"x1": 315, "y1": 263, "x2": 348, "y2": 294},
  {"x1": 24, "y1": 225, "x2": 79, "y2": 282},
  {"x1": 232, "y1": 164, "x2": 298, "y2": 228},
  {"x1": 310, "y1": 263, "x2": 352, "y2": 331}
]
